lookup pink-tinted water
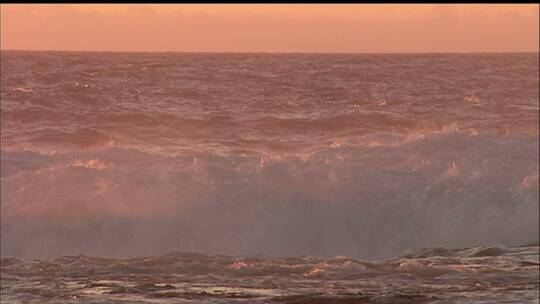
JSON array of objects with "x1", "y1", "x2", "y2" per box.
[{"x1": 1, "y1": 52, "x2": 538, "y2": 303}]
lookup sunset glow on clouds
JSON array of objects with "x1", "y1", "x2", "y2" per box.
[{"x1": 1, "y1": 4, "x2": 539, "y2": 53}]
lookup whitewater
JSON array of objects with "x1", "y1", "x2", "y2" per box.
[{"x1": 1, "y1": 51, "x2": 538, "y2": 303}]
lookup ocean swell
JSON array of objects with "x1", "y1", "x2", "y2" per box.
[{"x1": 1, "y1": 130, "x2": 538, "y2": 259}]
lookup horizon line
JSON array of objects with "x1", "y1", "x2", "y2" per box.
[{"x1": 2, "y1": 49, "x2": 539, "y2": 55}]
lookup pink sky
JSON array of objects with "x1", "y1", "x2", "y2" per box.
[{"x1": 1, "y1": 4, "x2": 539, "y2": 52}]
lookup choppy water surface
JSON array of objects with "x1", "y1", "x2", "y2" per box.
[
  {"x1": 1, "y1": 51, "x2": 539, "y2": 302},
  {"x1": 1, "y1": 244, "x2": 539, "y2": 303}
]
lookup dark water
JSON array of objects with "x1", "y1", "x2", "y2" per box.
[
  {"x1": 1, "y1": 244, "x2": 539, "y2": 303},
  {"x1": 1, "y1": 51, "x2": 539, "y2": 303}
]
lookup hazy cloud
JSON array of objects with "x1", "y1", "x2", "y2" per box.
[{"x1": 1, "y1": 4, "x2": 538, "y2": 52}]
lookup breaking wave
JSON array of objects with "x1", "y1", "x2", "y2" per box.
[{"x1": 2, "y1": 128, "x2": 538, "y2": 259}]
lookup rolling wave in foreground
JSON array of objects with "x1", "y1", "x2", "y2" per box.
[{"x1": 1, "y1": 52, "x2": 539, "y2": 303}]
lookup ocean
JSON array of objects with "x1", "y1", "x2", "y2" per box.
[{"x1": 1, "y1": 51, "x2": 538, "y2": 303}]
